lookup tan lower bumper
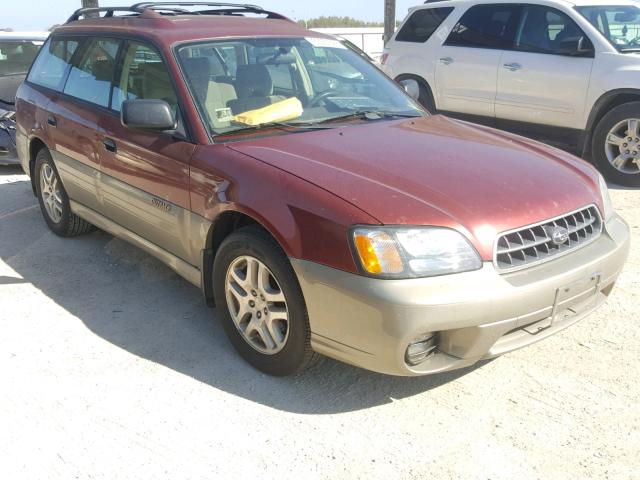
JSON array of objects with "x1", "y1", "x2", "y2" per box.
[{"x1": 292, "y1": 215, "x2": 631, "y2": 376}]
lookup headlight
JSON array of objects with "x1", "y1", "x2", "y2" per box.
[
  {"x1": 352, "y1": 227, "x2": 482, "y2": 279},
  {"x1": 598, "y1": 173, "x2": 614, "y2": 222}
]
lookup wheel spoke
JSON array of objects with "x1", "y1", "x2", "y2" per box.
[
  {"x1": 611, "y1": 155, "x2": 627, "y2": 170},
  {"x1": 628, "y1": 119, "x2": 639, "y2": 137},
  {"x1": 245, "y1": 257, "x2": 258, "y2": 289},
  {"x1": 256, "y1": 323, "x2": 277, "y2": 350},
  {"x1": 257, "y1": 263, "x2": 286, "y2": 303},
  {"x1": 606, "y1": 133, "x2": 625, "y2": 147},
  {"x1": 268, "y1": 305, "x2": 288, "y2": 322}
]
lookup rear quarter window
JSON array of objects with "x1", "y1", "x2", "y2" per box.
[
  {"x1": 27, "y1": 38, "x2": 79, "y2": 91},
  {"x1": 396, "y1": 7, "x2": 455, "y2": 43}
]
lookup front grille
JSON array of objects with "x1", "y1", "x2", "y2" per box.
[{"x1": 495, "y1": 205, "x2": 602, "y2": 272}]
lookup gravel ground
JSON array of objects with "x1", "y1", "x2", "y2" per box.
[{"x1": 0, "y1": 164, "x2": 638, "y2": 480}]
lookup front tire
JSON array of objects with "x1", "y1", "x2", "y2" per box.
[
  {"x1": 213, "y1": 226, "x2": 317, "y2": 376},
  {"x1": 34, "y1": 148, "x2": 94, "y2": 237},
  {"x1": 592, "y1": 102, "x2": 640, "y2": 187}
]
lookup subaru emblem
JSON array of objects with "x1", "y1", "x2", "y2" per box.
[{"x1": 545, "y1": 226, "x2": 570, "y2": 246}]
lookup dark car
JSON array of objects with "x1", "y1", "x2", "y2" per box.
[
  {"x1": 15, "y1": 3, "x2": 629, "y2": 377},
  {"x1": 0, "y1": 32, "x2": 48, "y2": 165}
]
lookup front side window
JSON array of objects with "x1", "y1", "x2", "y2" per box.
[
  {"x1": 445, "y1": 4, "x2": 521, "y2": 49},
  {"x1": 63, "y1": 38, "x2": 121, "y2": 107},
  {"x1": 112, "y1": 41, "x2": 177, "y2": 113},
  {"x1": 577, "y1": 5, "x2": 640, "y2": 53},
  {"x1": 515, "y1": 5, "x2": 592, "y2": 55},
  {"x1": 396, "y1": 7, "x2": 455, "y2": 43},
  {"x1": 177, "y1": 37, "x2": 422, "y2": 136},
  {"x1": 27, "y1": 38, "x2": 78, "y2": 91}
]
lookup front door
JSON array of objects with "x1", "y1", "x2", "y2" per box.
[
  {"x1": 495, "y1": 5, "x2": 594, "y2": 130},
  {"x1": 98, "y1": 40, "x2": 195, "y2": 263}
]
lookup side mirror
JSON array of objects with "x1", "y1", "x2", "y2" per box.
[
  {"x1": 399, "y1": 79, "x2": 420, "y2": 101},
  {"x1": 121, "y1": 99, "x2": 177, "y2": 131},
  {"x1": 557, "y1": 35, "x2": 594, "y2": 57}
]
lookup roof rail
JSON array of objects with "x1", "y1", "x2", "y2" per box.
[
  {"x1": 132, "y1": 2, "x2": 289, "y2": 19},
  {"x1": 66, "y1": 7, "x2": 140, "y2": 23},
  {"x1": 65, "y1": 2, "x2": 289, "y2": 23}
]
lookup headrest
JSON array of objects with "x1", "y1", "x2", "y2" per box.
[{"x1": 235, "y1": 64, "x2": 273, "y2": 98}]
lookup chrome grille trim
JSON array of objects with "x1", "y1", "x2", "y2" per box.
[{"x1": 494, "y1": 205, "x2": 603, "y2": 273}]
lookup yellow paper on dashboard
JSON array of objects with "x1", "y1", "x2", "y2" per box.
[{"x1": 233, "y1": 97, "x2": 304, "y2": 126}]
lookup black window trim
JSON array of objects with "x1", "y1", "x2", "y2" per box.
[
  {"x1": 442, "y1": 3, "x2": 595, "y2": 57},
  {"x1": 25, "y1": 32, "x2": 195, "y2": 144},
  {"x1": 443, "y1": 3, "x2": 524, "y2": 51}
]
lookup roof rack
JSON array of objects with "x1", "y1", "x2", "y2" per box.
[{"x1": 65, "y1": 2, "x2": 289, "y2": 24}]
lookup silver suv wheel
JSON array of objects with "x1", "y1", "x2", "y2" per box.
[
  {"x1": 605, "y1": 118, "x2": 640, "y2": 175},
  {"x1": 225, "y1": 255, "x2": 290, "y2": 355}
]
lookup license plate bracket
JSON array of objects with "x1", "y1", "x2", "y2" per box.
[{"x1": 523, "y1": 272, "x2": 602, "y2": 334}]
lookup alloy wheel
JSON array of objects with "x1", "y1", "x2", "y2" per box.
[
  {"x1": 225, "y1": 255, "x2": 290, "y2": 355},
  {"x1": 605, "y1": 118, "x2": 640, "y2": 175},
  {"x1": 40, "y1": 163, "x2": 64, "y2": 223}
]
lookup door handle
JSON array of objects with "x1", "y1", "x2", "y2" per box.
[
  {"x1": 47, "y1": 116, "x2": 57, "y2": 127},
  {"x1": 503, "y1": 62, "x2": 522, "y2": 72},
  {"x1": 102, "y1": 138, "x2": 117, "y2": 153},
  {"x1": 439, "y1": 57, "x2": 453, "y2": 65}
]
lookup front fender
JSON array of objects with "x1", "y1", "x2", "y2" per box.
[{"x1": 189, "y1": 144, "x2": 379, "y2": 274}]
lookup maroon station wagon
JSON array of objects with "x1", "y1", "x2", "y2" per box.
[{"x1": 15, "y1": 3, "x2": 630, "y2": 376}]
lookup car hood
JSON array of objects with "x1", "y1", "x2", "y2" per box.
[{"x1": 228, "y1": 115, "x2": 602, "y2": 259}]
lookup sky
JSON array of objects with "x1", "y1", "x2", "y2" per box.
[{"x1": 2, "y1": 0, "x2": 419, "y2": 31}]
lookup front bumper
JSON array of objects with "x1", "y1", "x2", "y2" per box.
[{"x1": 292, "y1": 214, "x2": 630, "y2": 376}]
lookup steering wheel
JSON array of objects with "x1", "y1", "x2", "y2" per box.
[
  {"x1": 307, "y1": 89, "x2": 340, "y2": 108},
  {"x1": 628, "y1": 36, "x2": 640, "y2": 47}
]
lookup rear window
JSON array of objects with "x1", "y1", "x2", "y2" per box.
[
  {"x1": 445, "y1": 4, "x2": 521, "y2": 49},
  {"x1": 396, "y1": 7, "x2": 455, "y2": 43},
  {"x1": 63, "y1": 38, "x2": 121, "y2": 108},
  {"x1": 27, "y1": 38, "x2": 79, "y2": 91}
]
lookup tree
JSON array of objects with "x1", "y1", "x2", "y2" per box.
[
  {"x1": 298, "y1": 16, "x2": 384, "y2": 28},
  {"x1": 384, "y1": 0, "x2": 396, "y2": 43}
]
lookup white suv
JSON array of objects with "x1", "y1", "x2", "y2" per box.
[{"x1": 383, "y1": 0, "x2": 640, "y2": 187}]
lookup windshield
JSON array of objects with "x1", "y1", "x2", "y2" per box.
[
  {"x1": 176, "y1": 37, "x2": 422, "y2": 136},
  {"x1": 577, "y1": 5, "x2": 640, "y2": 52},
  {"x1": 0, "y1": 40, "x2": 44, "y2": 76}
]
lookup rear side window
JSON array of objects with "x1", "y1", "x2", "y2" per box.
[
  {"x1": 396, "y1": 7, "x2": 455, "y2": 43},
  {"x1": 63, "y1": 38, "x2": 121, "y2": 108},
  {"x1": 27, "y1": 38, "x2": 79, "y2": 91},
  {"x1": 445, "y1": 4, "x2": 521, "y2": 49}
]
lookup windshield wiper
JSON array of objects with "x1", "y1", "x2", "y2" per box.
[
  {"x1": 0, "y1": 98, "x2": 15, "y2": 106},
  {"x1": 620, "y1": 48, "x2": 640, "y2": 53},
  {"x1": 315, "y1": 110, "x2": 423, "y2": 125},
  {"x1": 215, "y1": 121, "x2": 336, "y2": 138}
]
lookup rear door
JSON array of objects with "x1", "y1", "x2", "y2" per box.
[
  {"x1": 99, "y1": 40, "x2": 195, "y2": 263},
  {"x1": 435, "y1": 4, "x2": 521, "y2": 118},
  {"x1": 495, "y1": 4, "x2": 594, "y2": 129},
  {"x1": 47, "y1": 37, "x2": 121, "y2": 213}
]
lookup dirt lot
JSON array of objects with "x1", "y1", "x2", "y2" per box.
[{"x1": 0, "y1": 164, "x2": 638, "y2": 480}]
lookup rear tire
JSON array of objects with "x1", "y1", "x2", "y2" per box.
[
  {"x1": 591, "y1": 102, "x2": 640, "y2": 187},
  {"x1": 213, "y1": 226, "x2": 317, "y2": 376},
  {"x1": 34, "y1": 148, "x2": 94, "y2": 237}
]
